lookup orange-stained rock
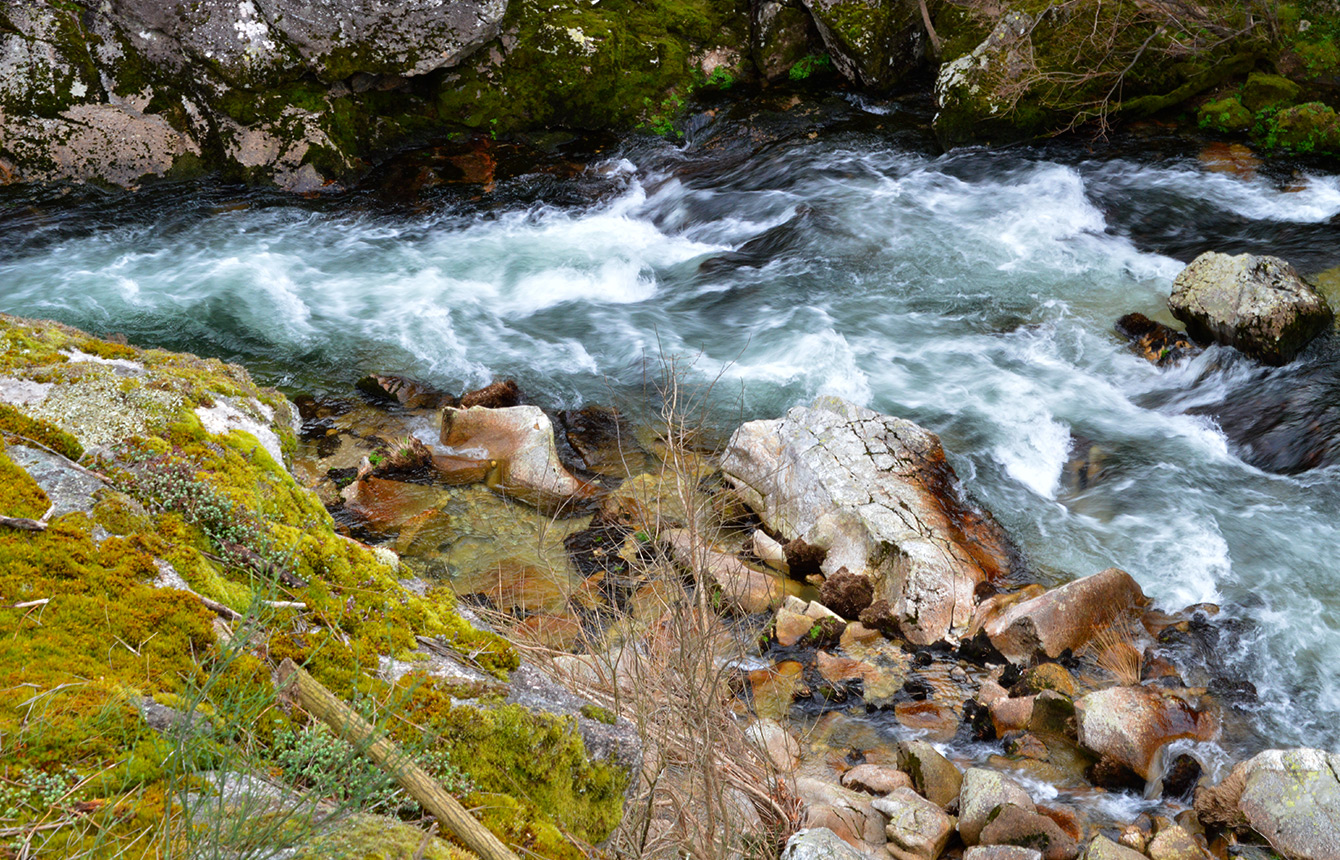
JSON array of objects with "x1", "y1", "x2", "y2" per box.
[
  {"x1": 895, "y1": 700, "x2": 959, "y2": 742},
  {"x1": 515, "y1": 613, "x2": 585, "y2": 650},
  {"x1": 440, "y1": 404, "x2": 596, "y2": 512},
  {"x1": 984, "y1": 569, "x2": 1149, "y2": 664},
  {"x1": 1074, "y1": 686, "x2": 1217, "y2": 781}
]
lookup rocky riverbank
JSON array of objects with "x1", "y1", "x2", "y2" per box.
[
  {"x1": 3, "y1": 243, "x2": 1334, "y2": 856},
  {"x1": 4, "y1": 0, "x2": 1340, "y2": 191}
]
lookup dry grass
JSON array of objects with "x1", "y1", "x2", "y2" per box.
[
  {"x1": 1086, "y1": 618, "x2": 1143, "y2": 687},
  {"x1": 488, "y1": 358, "x2": 802, "y2": 860}
]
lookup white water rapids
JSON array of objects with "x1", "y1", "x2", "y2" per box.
[{"x1": 4, "y1": 100, "x2": 1340, "y2": 763}]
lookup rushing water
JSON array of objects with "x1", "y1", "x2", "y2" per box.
[{"x1": 4, "y1": 94, "x2": 1340, "y2": 763}]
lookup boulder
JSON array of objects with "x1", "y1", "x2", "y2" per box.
[
  {"x1": 1169, "y1": 252, "x2": 1334, "y2": 365},
  {"x1": 1201, "y1": 748, "x2": 1340, "y2": 860},
  {"x1": 461, "y1": 379, "x2": 522, "y2": 410},
  {"x1": 896, "y1": 740, "x2": 962, "y2": 808},
  {"x1": 983, "y1": 568, "x2": 1148, "y2": 664},
  {"x1": 933, "y1": 11, "x2": 1039, "y2": 145},
  {"x1": 746, "y1": 718, "x2": 802, "y2": 772},
  {"x1": 781, "y1": 827, "x2": 873, "y2": 860},
  {"x1": 440, "y1": 405, "x2": 596, "y2": 512},
  {"x1": 1073, "y1": 686, "x2": 1216, "y2": 782},
  {"x1": 1083, "y1": 836, "x2": 1147, "y2": 860},
  {"x1": 721, "y1": 396, "x2": 1016, "y2": 645},
  {"x1": 751, "y1": 2, "x2": 820, "y2": 82},
  {"x1": 959, "y1": 768, "x2": 1035, "y2": 845},
  {"x1": 874, "y1": 787, "x2": 957, "y2": 860},
  {"x1": 978, "y1": 804, "x2": 1079, "y2": 860},
  {"x1": 842, "y1": 764, "x2": 913, "y2": 796},
  {"x1": 799, "y1": 0, "x2": 927, "y2": 90},
  {"x1": 776, "y1": 607, "x2": 819, "y2": 646},
  {"x1": 797, "y1": 777, "x2": 888, "y2": 850}
]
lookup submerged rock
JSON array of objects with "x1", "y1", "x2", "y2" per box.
[
  {"x1": 1114, "y1": 313, "x2": 1201, "y2": 367},
  {"x1": 721, "y1": 396, "x2": 1016, "y2": 645},
  {"x1": 1169, "y1": 252, "x2": 1334, "y2": 365}
]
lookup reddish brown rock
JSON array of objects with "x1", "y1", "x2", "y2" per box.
[
  {"x1": 460, "y1": 378, "x2": 521, "y2": 409},
  {"x1": 1115, "y1": 313, "x2": 1200, "y2": 367},
  {"x1": 984, "y1": 568, "x2": 1149, "y2": 664},
  {"x1": 1074, "y1": 686, "x2": 1217, "y2": 781},
  {"x1": 979, "y1": 804, "x2": 1079, "y2": 860},
  {"x1": 356, "y1": 373, "x2": 452, "y2": 409},
  {"x1": 842, "y1": 764, "x2": 913, "y2": 796}
]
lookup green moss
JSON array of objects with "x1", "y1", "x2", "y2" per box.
[
  {"x1": 0, "y1": 401, "x2": 85, "y2": 460},
  {"x1": 580, "y1": 703, "x2": 617, "y2": 724},
  {"x1": 0, "y1": 445, "x2": 51, "y2": 518},
  {"x1": 1199, "y1": 94, "x2": 1254, "y2": 131},
  {"x1": 1263, "y1": 100, "x2": 1340, "y2": 152},
  {"x1": 1241, "y1": 71, "x2": 1302, "y2": 111}
]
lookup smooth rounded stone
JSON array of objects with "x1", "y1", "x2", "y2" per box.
[
  {"x1": 983, "y1": 568, "x2": 1149, "y2": 664},
  {"x1": 979, "y1": 804, "x2": 1079, "y2": 860},
  {"x1": 967, "y1": 847, "x2": 1044, "y2": 860},
  {"x1": 556, "y1": 404, "x2": 650, "y2": 478},
  {"x1": 806, "y1": 600, "x2": 845, "y2": 623},
  {"x1": 1205, "y1": 748, "x2": 1340, "y2": 860},
  {"x1": 1018, "y1": 664, "x2": 1077, "y2": 698},
  {"x1": 873, "y1": 787, "x2": 956, "y2": 860},
  {"x1": 341, "y1": 475, "x2": 446, "y2": 530},
  {"x1": 754, "y1": 529, "x2": 791, "y2": 572},
  {"x1": 798, "y1": 777, "x2": 888, "y2": 849},
  {"x1": 895, "y1": 740, "x2": 962, "y2": 808},
  {"x1": 777, "y1": 607, "x2": 819, "y2": 647},
  {"x1": 1169, "y1": 252, "x2": 1334, "y2": 365},
  {"x1": 989, "y1": 695, "x2": 1036, "y2": 735},
  {"x1": 721, "y1": 396, "x2": 1016, "y2": 646},
  {"x1": 842, "y1": 764, "x2": 913, "y2": 796},
  {"x1": 440, "y1": 405, "x2": 596, "y2": 512},
  {"x1": 819, "y1": 568, "x2": 875, "y2": 620},
  {"x1": 959, "y1": 768, "x2": 1035, "y2": 845},
  {"x1": 781, "y1": 827, "x2": 874, "y2": 860},
  {"x1": 840, "y1": 621, "x2": 882, "y2": 649},
  {"x1": 1074, "y1": 686, "x2": 1215, "y2": 781},
  {"x1": 746, "y1": 718, "x2": 801, "y2": 772},
  {"x1": 1083, "y1": 835, "x2": 1147, "y2": 860},
  {"x1": 1027, "y1": 691, "x2": 1076, "y2": 737},
  {"x1": 1146, "y1": 825, "x2": 1211, "y2": 860}
]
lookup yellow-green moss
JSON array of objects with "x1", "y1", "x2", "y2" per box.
[
  {"x1": 0, "y1": 402, "x2": 85, "y2": 461},
  {"x1": 0, "y1": 446, "x2": 51, "y2": 518}
]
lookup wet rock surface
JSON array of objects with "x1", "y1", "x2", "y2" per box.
[{"x1": 1169, "y1": 252, "x2": 1333, "y2": 365}]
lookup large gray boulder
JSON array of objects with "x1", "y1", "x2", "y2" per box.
[
  {"x1": 799, "y1": 0, "x2": 928, "y2": 90},
  {"x1": 781, "y1": 828, "x2": 874, "y2": 860},
  {"x1": 959, "y1": 768, "x2": 1035, "y2": 845},
  {"x1": 1170, "y1": 252, "x2": 1334, "y2": 365},
  {"x1": 1196, "y1": 748, "x2": 1340, "y2": 860},
  {"x1": 874, "y1": 787, "x2": 957, "y2": 860},
  {"x1": 721, "y1": 396, "x2": 1016, "y2": 645}
]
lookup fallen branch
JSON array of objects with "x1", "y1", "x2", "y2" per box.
[
  {"x1": 9, "y1": 598, "x2": 49, "y2": 609},
  {"x1": 275, "y1": 659, "x2": 520, "y2": 860}
]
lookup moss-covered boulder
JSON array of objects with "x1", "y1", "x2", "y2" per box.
[
  {"x1": 1199, "y1": 95, "x2": 1254, "y2": 132},
  {"x1": 0, "y1": 314, "x2": 629, "y2": 858},
  {"x1": 1269, "y1": 100, "x2": 1340, "y2": 152},
  {"x1": 752, "y1": 1, "x2": 823, "y2": 82},
  {"x1": 931, "y1": 0, "x2": 1264, "y2": 145},
  {"x1": 0, "y1": 0, "x2": 752, "y2": 190},
  {"x1": 799, "y1": 0, "x2": 929, "y2": 89},
  {"x1": 1240, "y1": 71, "x2": 1302, "y2": 111}
]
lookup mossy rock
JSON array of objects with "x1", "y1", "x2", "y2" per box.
[
  {"x1": 0, "y1": 315, "x2": 630, "y2": 857},
  {"x1": 1241, "y1": 71, "x2": 1302, "y2": 111},
  {"x1": 1268, "y1": 100, "x2": 1340, "y2": 151},
  {"x1": 801, "y1": 0, "x2": 927, "y2": 90},
  {"x1": 287, "y1": 813, "x2": 475, "y2": 860},
  {"x1": 1199, "y1": 95, "x2": 1254, "y2": 132}
]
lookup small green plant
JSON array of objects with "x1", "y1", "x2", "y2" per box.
[
  {"x1": 367, "y1": 450, "x2": 386, "y2": 467},
  {"x1": 641, "y1": 94, "x2": 685, "y2": 138},
  {"x1": 0, "y1": 765, "x2": 81, "y2": 822},
  {"x1": 788, "y1": 53, "x2": 832, "y2": 82}
]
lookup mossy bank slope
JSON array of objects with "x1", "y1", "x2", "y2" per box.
[{"x1": 0, "y1": 314, "x2": 626, "y2": 859}]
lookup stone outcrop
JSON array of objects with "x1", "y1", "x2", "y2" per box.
[
  {"x1": 981, "y1": 568, "x2": 1148, "y2": 664},
  {"x1": 1169, "y1": 252, "x2": 1334, "y2": 365},
  {"x1": 799, "y1": 0, "x2": 927, "y2": 90},
  {"x1": 1074, "y1": 686, "x2": 1217, "y2": 781},
  {"x1": 721, "y1": 396, "x2": 1016, "y2": 645}
]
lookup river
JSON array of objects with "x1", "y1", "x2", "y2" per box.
[{"x1": 3, "y1": 93, "x2": 1339, "y2": 769}]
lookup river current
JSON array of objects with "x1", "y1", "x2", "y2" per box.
[{"x1": 3, "y1": 94, "x2": 1339, "y2": 767}]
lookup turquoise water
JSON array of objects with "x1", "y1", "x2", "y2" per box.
[{"x1": 4, "y1": 98, "x2": 1340, "y2": 761}]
